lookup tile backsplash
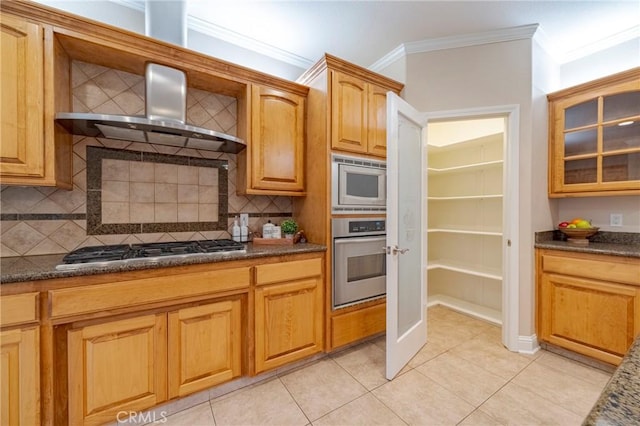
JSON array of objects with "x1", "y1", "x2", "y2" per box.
[
  {"x1": 0, "y1": 61, "x2": 292, "y2": 257},
  {"x1": 101, "y1": 159, "x2": 219, "y2": 225}
]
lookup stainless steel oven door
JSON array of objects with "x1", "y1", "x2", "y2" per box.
[{"x1": 333, "y1": 235, "x2": 386, "y2": 308}]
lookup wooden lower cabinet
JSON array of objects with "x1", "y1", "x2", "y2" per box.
[
  {"x1": 0, "y1": 292, "x2": 40, "y2": 426},
  {"x1": 6, "y1": 254, "x2": 325, "y2": 423},
  {"x1": 67, "y1": 314, "x2": 167, "y2": 426},
  {"x1": 537, "y1": 249, "x2": 640, "y2": 365},
  {"x1": 168, "y1": 299, "x2": 242, "y2": 398},
  {"x1": 66, "y1": 299, "x2": 244, "y2": 425},
  {"x1": 0, "y1": 327, "x2": 40, "y2": 426},
  {"x1": 254, "y1": 258, "x2": 324, "y2": 373}
]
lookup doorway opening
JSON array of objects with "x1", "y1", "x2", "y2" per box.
[{"x1": 424, "y1": 107, "x2": 519, "y2": 351}]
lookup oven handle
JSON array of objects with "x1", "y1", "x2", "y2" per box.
[{"x1": 334, "y1": 236, "x2": 387, "y2": 249}]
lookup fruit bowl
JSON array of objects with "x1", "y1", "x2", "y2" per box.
[{"x1": 558, "y1": 227, "x2": 600, "y2": 245}]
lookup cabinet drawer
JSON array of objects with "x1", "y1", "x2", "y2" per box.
[
  {"x1": 0, "y1": 292, "x2": 39, "y2": 327},
  {"x1": 541, "y1": 254, "x2": 639, "y2": 286},
  {"x1": 255, "y1": 258, "x2": 322, "y2": 286},
  {"x1": 49, "y1": 267, "x2": 250, "y2": 319}
]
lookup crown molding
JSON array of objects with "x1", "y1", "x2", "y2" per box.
[
  {"x1": 561, "y1": 25, "x2": 640, "y2": 64},
  {"x1": 109, "y1": 0, "x2": 313, "y2": 69},
  {"x1": 405, "y1": 24, "x2": 539, "y2": 55},
  {"x1": 187, "y1": 16, "x2": 313, "y2": 69},
  {"x1": 109, "y1": 0, "x2": 144, "y2": 12},
  {"x1": 370, "y1": 24, "x2": 539, "y2": 72},
  {"x1": 369, "y1": 44, "x2": 407, "y2": 73}
]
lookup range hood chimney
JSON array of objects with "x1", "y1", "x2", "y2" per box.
[{"x1": 55, "y1": 0, "x2": 246, "y2": 154}]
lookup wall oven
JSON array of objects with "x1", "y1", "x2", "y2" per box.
[
  {"x1": 331, "y1": 154, "x2": 386, "y2": 214},
  {"x1": 332, "y1": 218, "x2": 386, "y2": 309}
]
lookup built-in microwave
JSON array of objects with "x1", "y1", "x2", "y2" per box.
[{"x1": 331, "y1": 153, "x2": 386, "y2": 214}]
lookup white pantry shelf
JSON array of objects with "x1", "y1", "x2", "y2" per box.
[
  {"x1": 427, "y1": 160, "x2": 503, "y2": 175},
  {"x1": 427, "y1": 260, "x2": 502, "y2": 281},
  {"x1": 427, "y1": 294, "x2": 502, "y2": 325},
  {"x1": 427, "y1": 194, "x2": 502, "y2": 201},
  {"x1": 427, "y1": 130, "x2": 504, "y2": 324},
  {"x1": 428, "y1": 228, "x2": 502, "y2": 237}
]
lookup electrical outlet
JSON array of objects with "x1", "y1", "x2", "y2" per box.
[
  {"x1": 610, "y1": 213, "x2": 623, "y2": 227},
  {"x1": 240, "y1": 213, "x2": 249, "y2": 227}
]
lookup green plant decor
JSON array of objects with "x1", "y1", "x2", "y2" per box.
[{"x1": 280, "y1": 219, "x2": 298, "y2": 235}]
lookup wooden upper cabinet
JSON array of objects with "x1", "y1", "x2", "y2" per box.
[
  {"x1": 0, "y1": 14, "x2": 45, "y2": 178},
  {"x1": 0, "y1": 13, "x2": 72, "y2": 188},
  {"x1": 367, "y1": 83, "x2": 389, "y2": 157},
  {"x1": 547, "y1": 67, "x2": 640, "y2": 197},
  {"x1": 331, "y1": 71, "x2": 391, "y2": 158},
  {"x1": 331, "y1": 71, "x2": 368, "y2": 154},
  {"x1": 237, "y1": 84, "x2": 306, "y2": 195}
]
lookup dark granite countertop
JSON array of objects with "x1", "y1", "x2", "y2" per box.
[
  {"x1": 583, "y1": 335, "x2": 640, "y2": 425},
  {"x1": 0, "y1": 243, "x2": 326, "y2": 284},
  {"x1": 535, "y1": 231, "x2": 640, "y2": 258}
]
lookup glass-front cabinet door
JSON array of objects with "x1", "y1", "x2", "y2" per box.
[{"x1": 548, "y1": 68, "x2": 640, "y2": 197}]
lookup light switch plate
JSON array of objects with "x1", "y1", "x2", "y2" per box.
[{"x1": 610, "y1": 213, "x2": 623, "y2": 227}]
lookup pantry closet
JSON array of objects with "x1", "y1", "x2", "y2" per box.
[{"x1": 426, "y1": 118, "x2": 506, "y2": 325}]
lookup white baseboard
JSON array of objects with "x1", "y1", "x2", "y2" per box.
[{"x1": 517, "y1": 334, "x2": 540, "y2": 354}]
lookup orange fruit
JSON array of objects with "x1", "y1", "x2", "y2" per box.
[{"x1": 570, "y1": 218, "x2": 583, "y2": 224}]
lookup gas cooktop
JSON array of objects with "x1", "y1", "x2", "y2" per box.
[{"x1": 56, "y1": 239, "x2": 246, "y2": 271}]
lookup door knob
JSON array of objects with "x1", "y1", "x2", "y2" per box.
[{"x1": 385, "y1": 245, "x2": 409, "y2": 255}]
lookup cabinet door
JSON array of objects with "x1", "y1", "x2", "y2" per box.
[
  {"x1": 168, "y1": 299, "x2": 242, "y2": 398},
  {"x1": 255, "y1": 277, "x2": 323, "y2": 373},
  {"x1": 249, "y1": 85, "x2": 305, "y2": 194},
  {"x1": 67, "y1": 314, "x2": 167, "y2": 426},
  {"x1": 539, "y1": 273, "x2": 640, "y2": 365},
  {"x1": 0, "y1": 14, "x2": 45, "y2": 178},
  {"x1": 548, "y1": 69, "x2": 640, "y2": 197},
  {"x1": 331, "y1": 70, "x2": 368, "y2": 154},
  {"x1": 367, "y1": 83, "x2": 388, "y2": 157},
  {"x1": 0, "y1": 327, "x2": 40, "y2": 426}
]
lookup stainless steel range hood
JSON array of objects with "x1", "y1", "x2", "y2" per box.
[{"x1": 55, "y1": 1, "x2": 246, "y2": 154}]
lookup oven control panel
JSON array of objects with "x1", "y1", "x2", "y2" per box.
[
  {"x1": 348, "y1": 220, "x2": 385, "y2": 233},
  {"x1": 332, "y1": 218, "x2": 386, "y2": 238}
]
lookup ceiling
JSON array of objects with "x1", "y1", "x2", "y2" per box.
[
  {"x1": 181, "y1": 0, "x2": 639, "y2": 69},
  {"x1": 36, "y1": 0, "x2": 639, "y2": 75}
]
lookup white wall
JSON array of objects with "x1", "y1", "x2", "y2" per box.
[
  {"x1": 560, "y1": 38, "x2": 640, "y2": 88},
  {"x1": 531, "y1": 37, "x2": 559, "y2": 235},
  {"x1": 402, "y1": 38, "x2": 540, "y2": 341},
  {"x1": 33, "y1": 0, "x2": 306, "y2": 81},
  {"x1": 34, "y1": 0, "x2": 144, "y2": 33},
  {"x1": 188, "y1": 31, "x2": 305, "y2": 81}
]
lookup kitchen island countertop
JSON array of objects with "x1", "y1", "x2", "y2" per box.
[
  {"x1": 583, "y1": 335, "x2": 640, "y2": 425},
  {"x1": 0, "y1": 242, "x2": 326, "y2": 284}
]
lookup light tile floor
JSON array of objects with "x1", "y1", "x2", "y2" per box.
[{"x1": 156, "y1": 306, "x2": 612, "y2": 425}]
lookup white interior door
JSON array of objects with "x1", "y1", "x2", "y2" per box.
[{"x1": 385, "y1": 92, "x2": 428, "y2": 379}]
